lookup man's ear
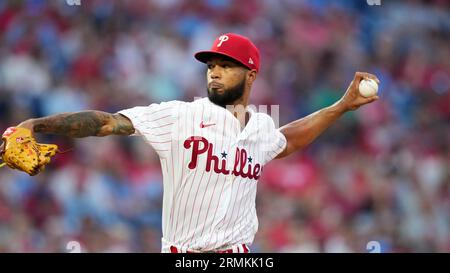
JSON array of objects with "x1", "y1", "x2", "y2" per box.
[{"x1": 246, "y1": 69, "x2": 257, "y2": 86}]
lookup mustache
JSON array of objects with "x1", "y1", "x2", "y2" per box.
[{"x1": 208, "y1": 82, "x2": 224, "y2": 89}]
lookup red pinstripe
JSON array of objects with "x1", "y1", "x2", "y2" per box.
[
  {"x1": 170, "y1": 104, "x2": 188, "y2": 242},
  {"x1": 154, "y1": 132, "x2": 172, "y2": 136},
  {"x1": 149, "y1": 140, "x2": 172, "y2": 143},
  {"x1": 212, "y1": 116, "x2": 246, "y2": 249},
  {"x1": 185, "y1": 170, "x2": 207, "y2": 245},
  {"x1": 190, "y1": 106, "x2": 218, "y2": 246},
  {"x1": 147, "y1": 107, "x2": 171, "y2": 116},
  {"x1": 209, "y1": 110, "x2": 237, "y2": 248},
  {"x1": 177, "y1": 103, "x2": 204, "y2": 244},
  {"x1": 186, "y1": 104, "x2": 217, "y2": 247},
  {"x1": 149, "y1": 114, "x2": 172, "y2": 123},
  {"x1": 172, "y1": 105, "x2": 196, "y2": 243},
  {"x1": 227, "y1": 179, "x2": 255, "y2": 243},
  {"x1": 151, "y1": 123, "x2": 174, "y2": 130},
  {"x1": 230, "y1": 119, "x2": 257, "y2": 245},
  {"x1": 228, "y1": 131, "x2": 256, "y2": 243},
  {"x1": 220, "y1": 137, "x2": 248, "y2": 245},
  {"x1": 167, "y1": 111, "x2": 177, "y2": 242},
  {"x1": 199, "y1": 109, "x2": 227, "y2": 244},
  {"x1": 237, "y1": 118, "x2": 261, "y2": 242}
]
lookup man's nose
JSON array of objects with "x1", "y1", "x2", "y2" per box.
[{"x1": 209, "y1": 66, "x2": 222, "y2": 79}]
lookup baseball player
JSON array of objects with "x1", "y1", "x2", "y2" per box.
[{"x1": 0, "y1": 33, "x2": 379, "y2": 253}]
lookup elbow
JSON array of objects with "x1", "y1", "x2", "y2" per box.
[
  {"x1": 276, "y1": 141, "x2": 305, "y2": 159},
  {"x1": 96, "y1": 114, "x2": 115, "y2": 136},
  {"x1": 97, "y1": 124, "x2": 114, "y2": 136},
  {"x1": 291, "y1": 142, "x2": 308, "y2": 152}
]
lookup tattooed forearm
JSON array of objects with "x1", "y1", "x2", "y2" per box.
[
  {"x1": 23, "y1": 111, "x2": 134, "y2": 138},
  {"x1": 31, "y1": 111, "x2": 108, "y2": 137}
]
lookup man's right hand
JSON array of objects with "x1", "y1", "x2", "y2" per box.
[{"x1": 337, "y1": 72, "x2": 380, "y2": 112}]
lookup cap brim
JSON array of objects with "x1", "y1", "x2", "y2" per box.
[{"x1": 194, "y1": 51, "x2": 251, "y2": 70}]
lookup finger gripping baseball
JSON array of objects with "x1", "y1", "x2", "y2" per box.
[{"x1": 1, "y1": 127, "x2": 60, "y2": 176}]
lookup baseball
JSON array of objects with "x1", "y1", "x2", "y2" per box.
[{"x1": 358, "y1": 78, "x2": 378, "y2": 97}]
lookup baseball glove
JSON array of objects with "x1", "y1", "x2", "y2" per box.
[{"x1": 0, "y1": 127, "x2": 59, "y2": 176}]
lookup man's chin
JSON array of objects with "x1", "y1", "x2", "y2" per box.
[
  {"x1": 209, "y1": 88, "x2": 224, "y2": 95},
  {"x1": 206, "y1": 81, "x2": 245, "y2": 107},
  {"x1": 208, "y1": 97, "x2": 226, "y2": 107}
]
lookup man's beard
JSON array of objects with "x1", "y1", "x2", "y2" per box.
[{"x1": 207, "y1": 79, "x2": 245, "y2": 108}]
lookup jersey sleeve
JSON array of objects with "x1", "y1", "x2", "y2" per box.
[
  {"x1": 118, "y1": 100, "x2": 183, "y2": 156},
  {"x1": 258, "y1": 114, "x2": 287, "y2": 164}
]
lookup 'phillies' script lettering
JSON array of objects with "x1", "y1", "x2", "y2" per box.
[{"x1": 183, "y1": 136, "x2": 261, "y2": 180}]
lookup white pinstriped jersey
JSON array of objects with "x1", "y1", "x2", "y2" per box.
[{"x1": 119, "y1": 97, "x2": 287, "y2": 252}]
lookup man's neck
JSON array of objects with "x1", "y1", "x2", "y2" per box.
[{"x1": 228, "y1": 96, "x2": 250, "y2": 128}]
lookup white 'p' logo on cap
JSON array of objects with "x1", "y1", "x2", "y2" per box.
[{"x1": 217, "y1": 35, "x2": 229, "y2": 47}]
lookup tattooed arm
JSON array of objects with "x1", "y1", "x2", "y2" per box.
[{"x1": 17, "y1": 111, "x2": 135, "y2": 137}]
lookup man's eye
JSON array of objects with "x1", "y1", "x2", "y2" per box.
[
  {"x1": 207, "y1": 64, "x2": 213, "y2": 69},
  {"x1": 223, "y1": 64, "x2": 230, "y2": 68}
]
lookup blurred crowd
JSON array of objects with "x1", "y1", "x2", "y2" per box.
[{"x1": 0, "y1": 0, "x2": 449, "y2": 252}]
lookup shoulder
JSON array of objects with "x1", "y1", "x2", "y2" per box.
[
  {"x1": 176, "y1": 97, "x2": 213, "y2": 111},
  {"x1": 161, "y1": 98, "x2": 210, "y2": 107},
  {"x1": 150, "y1": 98, "x2": 213, "y2": 117},
  {"x1": 120, "y1": 100, "x2": 186, "y2": 113},
  {"x1": 151, "y1": 100, "x2": 188, "y2": 111},
  {"x1": 252, "y1": 112, "x2": 277, "y2": 128},
  {"x1": 160, "y1": 100, "x2": 187, "y2": 107}
]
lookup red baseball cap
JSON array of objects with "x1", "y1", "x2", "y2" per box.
[{"x1": 195, "y1": 33, "x2": 260, "y2": 72}]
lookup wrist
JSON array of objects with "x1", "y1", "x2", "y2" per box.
[
  {"x1": 17, "y1": 119, "x2": 35, "y2": 132},
  {"x1": 332, "y1": 100, "x2": 348, "y2": 115}
]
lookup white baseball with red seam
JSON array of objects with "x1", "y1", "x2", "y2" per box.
[{"x1": 358, "y1": 78, "x2": 378, "y2": 97}]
